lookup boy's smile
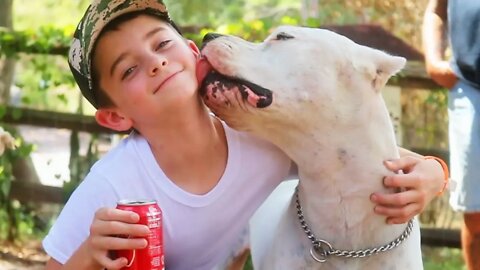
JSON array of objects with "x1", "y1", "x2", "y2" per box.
[{"x1": 153, "y1": 69, "x2": 183, "y2": 94}]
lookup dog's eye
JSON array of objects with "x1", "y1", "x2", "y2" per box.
[{"x1": 276, "y1": 32, "x2": 294, "y2": 40}]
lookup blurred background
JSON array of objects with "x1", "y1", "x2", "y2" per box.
[{"x1": 0, "y1": 0, "x2": 459, "y2": 269}]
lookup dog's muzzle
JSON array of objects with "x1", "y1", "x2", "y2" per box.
[
  {"x1": 198, "y1": 32, "x2": 274, "y2": 108},
  {"x1": 199, "y1": 71, "x2": 273, "y2": 108}
]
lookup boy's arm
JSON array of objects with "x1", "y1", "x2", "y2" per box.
[
  {"x1": 286, "y1": 146, "x2": 445, "y2": 224},
  {"x1": 44, "y1": 208, "x2": 150, "y2": 270},
  {"x1": 45, "y1": 258, "x2": 63, "y2": 270},
  {"x1": 45, "y1": 242, "x2": 100, "y2": 270},
  {"x1": 45, "y1": 240, "x2": 105, "y2": 270},
  {"x1": 422, "y1": 0, "x2": 457, "y2": 89}
]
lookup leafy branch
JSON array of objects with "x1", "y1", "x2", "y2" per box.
[
  {"x1": 0, "y1": 126, "x2": 37, "y2": 242},
  {"x1": 0, "y1": 26, "x2": 72, "y2": 57}
]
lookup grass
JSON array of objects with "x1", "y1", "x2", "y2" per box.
[{"x1": 422, "y1": 246, "x2": 466, "y2": 270}]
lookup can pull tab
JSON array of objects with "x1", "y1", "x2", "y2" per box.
[
  {"x1": 125, "y1": 249, "x2": 136, "y2": 267},
  {"x1": 117, "y1": 235, "x2": 136, "y2": 269}
]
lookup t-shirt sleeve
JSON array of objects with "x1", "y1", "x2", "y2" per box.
[{"x1": 42, "y1": 171, "x2": 117, "y2": 264}]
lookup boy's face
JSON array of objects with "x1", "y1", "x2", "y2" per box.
[{"x1": 93, "y1": 15, "x2": 200, "y2": 131}]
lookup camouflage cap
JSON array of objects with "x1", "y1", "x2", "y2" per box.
[{"x1": 69, "y1": 0, "x2": 177, "y2": 108}]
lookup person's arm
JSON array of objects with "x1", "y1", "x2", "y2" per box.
[
  {"x1": 45, "y1": 208, "x2": 150, "y2": 270},
  {"x1": 370, "y1": 147, "x2": 446, "y2": 224},
  {"x1": 422, "y1": 0, "x2": 457, "y2": 89}
]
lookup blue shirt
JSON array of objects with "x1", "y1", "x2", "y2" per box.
[{"x1": 448, "y1": 0, "x2": 480, "y2": 88}]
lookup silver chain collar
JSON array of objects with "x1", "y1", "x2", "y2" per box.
[{"x1": 294, "y1": 187, "x2": 414, "y2": 263}]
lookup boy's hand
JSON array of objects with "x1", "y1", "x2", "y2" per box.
[
  {"x1": 85, "y1": 207, "x2": 151, "y2": 269},
  {"x1": 370, "y1": 156, "x2": 444, "y2": 224}
]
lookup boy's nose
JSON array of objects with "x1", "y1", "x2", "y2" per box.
[
  {"x1": 150, "y1": 59, "x2": 167, "y2": 76},
  {"x1": 202, "y1": 33, "x2": 224, "y2": 45}
]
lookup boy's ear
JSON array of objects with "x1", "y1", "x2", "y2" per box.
[
  {"x1": 187, "y1": 40, "x2": 201, "y2": 58},
  {"x1": 95, "y1": 109, "x2": 133, "y2": 132}
]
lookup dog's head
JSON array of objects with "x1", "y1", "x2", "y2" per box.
[{"x1": 198, "y1": 26, "x2": 406, "y2": 135}]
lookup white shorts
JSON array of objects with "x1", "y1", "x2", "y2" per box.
[{"x1": 448, "y1": 80, "x2": 480, "y2": 212}]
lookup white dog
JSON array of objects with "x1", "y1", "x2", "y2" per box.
[{"x1": 200, "y1": 26, "x2": 423, "y2": 269}]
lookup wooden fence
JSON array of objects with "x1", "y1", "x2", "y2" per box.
[{"x1": 3, "y1": 60, "x2": 461, "y2": 248}]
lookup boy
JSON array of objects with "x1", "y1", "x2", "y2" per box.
[{"x1": 44, "y1": 1, "x2": 447, "y2": 269}]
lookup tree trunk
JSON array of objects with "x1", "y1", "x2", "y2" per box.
[
  {"x1": 0, "y1": 0, "x2": 15, "y2": 104},
  {"x1": 0, "y1": 0, "x2": 18, "y2": 242}
]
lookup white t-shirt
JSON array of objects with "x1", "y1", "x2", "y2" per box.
[{"x1": 42, "y1": 124, "x2": 291, "y2": 270}]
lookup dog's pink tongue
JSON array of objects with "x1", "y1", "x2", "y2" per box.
[
  {"x1": 196, "y1": 57, "x2": 213, "y2": 85},
  {"x1": 204, "y1": 80, "x2": 260, "y2": 108},
  {"x1": 242, "y1": 86, "x2": 264, "y2": 107}
]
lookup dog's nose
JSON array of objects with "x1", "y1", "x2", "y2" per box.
[{"x1": 202, "y1": 33, "x2": 224, "y2": 44}]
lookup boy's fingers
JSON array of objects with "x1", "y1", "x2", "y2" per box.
[
  {"x1": 386, "y1": 217, "x2": 414, "y2": 225},
  {"x1": 384, "y1": 156, "x2": 419, "y2": 172},
  {"x1": 374, "y1": 203, "x2": 421, "y2": 224},
  {"x1": 95, "y1": 208, "x2": 139, "y2": 223},
  {"x1": 91, "y1": 220, "x2": 150, "y2": 237},
  {"x1": 95, "y1": 254, "x2": 128, "y2": 270},
  {"x1": 92, "y1": 236, "x2": 148, "y2": 250},
  {"x1": 371, "y1": 190, "x2": 420, "y2": 207},
  {"x1": 383, "y1": 174, "x2": 421, "y2": 189}
]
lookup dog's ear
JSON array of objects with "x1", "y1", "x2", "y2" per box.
[{"x1": 353, "y1": 46, "x2": 406, "y2": 92}]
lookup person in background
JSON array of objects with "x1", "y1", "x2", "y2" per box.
[{"x1": 423, "y1": 0, "x2": 480, "y2": 269}]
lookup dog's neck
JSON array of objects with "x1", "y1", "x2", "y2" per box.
[{"x1": 258, "y1": 98, "x2": 405, "y2": 247}]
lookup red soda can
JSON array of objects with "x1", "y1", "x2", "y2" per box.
[{"x1": 116, "y1": 200, "x2": 164, "y2": 270}]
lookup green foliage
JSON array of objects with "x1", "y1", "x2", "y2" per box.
[
  {"x1": 0, "y1": 126, "x2": 40, "y2": 241},
  {"x1": 402, "y1": 88, "x2": 449, "y2": 151},
  {"x1": 13, "y1": 0, "x2": 90, "y2": 30},
  {"x1": 165, "y1": 0, "x2": 248, "y2": 27},
  {"x1": 425, "y1": 88, "x2": 448, "y2": 109},
  {"x1": 422, "y1": 247, "x2": 466, "y2": 270},
  {"x1": 15, "y1": 55, "x2": 78, "y2": 111},
  {"x1": 186, "y1": 15, "x2": 303, "y2": 46},
  {"x1": 243, "y1": 255, "x2": 253, "y2": 270},
  {"x1": 0, "y1": 128, "x2": 34, "y2": 201},
  {"x1": 315, "y1": 3, "x2": 359, "y2": 25},
  {"x1": 0, "y1": 26, "x2": 83, "y2": 112},
  {"x1": 0, "y1": 200, "x2": 45, "y2": 241},
  {"x1": 215, "y1": 19, "x2": 272, "y2": 41}
]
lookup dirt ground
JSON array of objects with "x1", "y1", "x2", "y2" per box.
[
  {"x1": 0, "y1": 260, "x2": 45, "y2": 270},
  {"x1": 0, "y1": 241, "x2": 47, "y2": 270}
]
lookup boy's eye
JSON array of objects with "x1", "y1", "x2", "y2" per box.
[
  {"x1": 156, "y1": 40, "x2": 172, "y2": 50},
  {"x1": 121, "y1": 66, "x2": 136, "y2": 80}
]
